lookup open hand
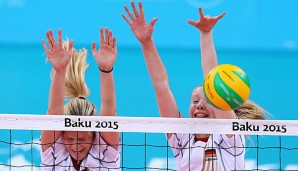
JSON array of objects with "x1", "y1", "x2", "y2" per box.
[
  {"x1": 42, "y1": 29, "x2": 74, "y2": 72},
  {"x1": 188, "y1": 8, "x2": 225, "y2": 32},
  {"x1": 92, "y1": 27, "x2": 117, "y2": 71},
  {"x1": 122, "y1": 1, "x2": 158, "y2": 43}
]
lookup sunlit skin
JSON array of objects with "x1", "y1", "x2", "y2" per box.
[
  {"x1": 122, "y1": 1, "x2": 228, "y2": 140},
  {"x1": 62, "y1": 131, "x2": 94, "y2": 161},
  {"x1": 189, "y1": 86, "x2": 216, "y2": 138},
  {"x1": 41, "y1": 26, "x2": 119, "y2": 169}
]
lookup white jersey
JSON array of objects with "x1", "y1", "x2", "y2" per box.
[
  {"x1": 41, "y1": 133, "x2": 120, "y2": 171},
  {"x1": 168, "y1": 133, "x2": 245, "y2": 171}
]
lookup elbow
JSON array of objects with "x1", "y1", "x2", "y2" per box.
[
  {"x1": 101, "y1": 100, "x2": 116, "y2": 112},
  {"x1": 100, "y1": 105, "x2": 116, "y2": 116},
  {"x1": 47, "y1": 108, "x2": 64, "y2": 115},
  {"x1": 153, "y1": 79, "x2": 170, "y2": 94}
]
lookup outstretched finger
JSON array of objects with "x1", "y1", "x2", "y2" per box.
[
  {"x1": 46, "y1": 32, "x2": 53, "y2": 48},
  {"x1": 139, "y1": 2, "x2": 144, "y2": 18},
  {"x1": 91, "y1": 42, "x2": 97, "y2": 56},
  {"x1": 124, "y1": 5, "x2": 135, "y2": 21},
  {"x1": 214, "y1": 12, "x2": 226, "y2": 21},
  {"x1": 68, "y1": 40, "x2": 74, "y2": 55},
  {"x1": 149, "y1": 17, "x2": 158, "y2": 28},
  {"x1": 187, "y1": 20, "x2": 196, "y2": 27},
  {"x1": 58, "y1": 29, "x2": 62, "y2": 46},
  {"x1": 122, "y1": 14, "x2": 132, "y2": 26},
  {"x1": 105, "y1": 28, "x2": 109, "y2": 44},
  {"x1": 100, "y1": 27, "x2": 104, "y2": 45},
  {"x1": 199, "y1": 7, "x2": 205, "y2": 19},
  {"x1": 113, "y1": 37, "x2": 117, "y2": 49},
  {"x1": 41, "y1": 39, "x2": 49, "y2": 53},
  {"x1": 49, "y1": 30, "x2": 57, "y2": 46},
  {"x1": 108, "y1": 30, "x2": 113, "y2": 46},
  {"x1": 131, "y1": 1, "x2": 139, "y2": 18}
]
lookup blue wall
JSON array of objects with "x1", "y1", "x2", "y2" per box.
[
  {"x1": 1, "y1": 0, "x2": 298, "y2": 169},
  {"x1": 1, "y1": 0, "x2": 298, "y2": 50}
]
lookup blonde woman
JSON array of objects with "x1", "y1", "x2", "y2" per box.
[
  {"x1": 41, "y1": 28, "x2": 120, "y2": 171},
  {"x1": 122, "y1": 2, "x2": 265, "y2": 170}
]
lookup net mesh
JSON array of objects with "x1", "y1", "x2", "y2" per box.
[{"x1": 1, "y1": 114, "x2": 298, "y2": 171}]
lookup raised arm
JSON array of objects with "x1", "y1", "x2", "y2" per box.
[
  {"x1": 188, "y1": 8, "x2": 225, "y2": 77},
  {"x1": 41, "y1": 29, "x2": 74, "y2": 151},
  {"x1": 188, "y1": 8, "x2": 236, "y2": 121},
  {"x1": 91, "y1": 27, "x2": 119, "y2": 148},
  {"x1": 122, "y1": 1, "x2": 179, "y2": 118}
]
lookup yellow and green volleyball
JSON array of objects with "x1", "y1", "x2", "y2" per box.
[{"x1": 203, "y1": 64, "x2": 250, "y2": 110}]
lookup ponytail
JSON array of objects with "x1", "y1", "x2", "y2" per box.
[{"x1": 62, "y1": 41, "x2": 97, "y2": 116}]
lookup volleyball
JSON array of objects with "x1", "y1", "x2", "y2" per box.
[{"x1": 203, "y1": 64, "x2": 250, "y2": 110}]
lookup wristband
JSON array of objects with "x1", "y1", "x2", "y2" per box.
[{"x1": 98, "y1": 66, "x2": 113, "y2": 73}]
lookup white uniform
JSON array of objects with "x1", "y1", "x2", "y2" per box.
[
  {"x1": 168, "y1": 133, "x2": 245, "y2": 171},
  {"x1": 41, "y1": 133, "x2": 120, "y2": 171}
]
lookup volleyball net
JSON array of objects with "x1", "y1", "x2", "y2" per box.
[{"x1": 1, "y1": 114, "x2": 298, "y2": 170}]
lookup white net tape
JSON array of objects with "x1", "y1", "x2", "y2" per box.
[
  {"x1": 1, "y1": 114, "x2": 298, "y2": 170},
  {"x1": 0, "y1": 114, "x2": 297, "y2": 135}
]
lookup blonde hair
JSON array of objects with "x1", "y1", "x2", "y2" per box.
[
  {"x1": 62, "y1": 41, "x2": 97, "y2": 117},
  {"x1": 235, "y1": 100, "x2": 270, "y2": 146},
  {"x1": 234, "y1": 100, "x2": 267, "y2": 120}
]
